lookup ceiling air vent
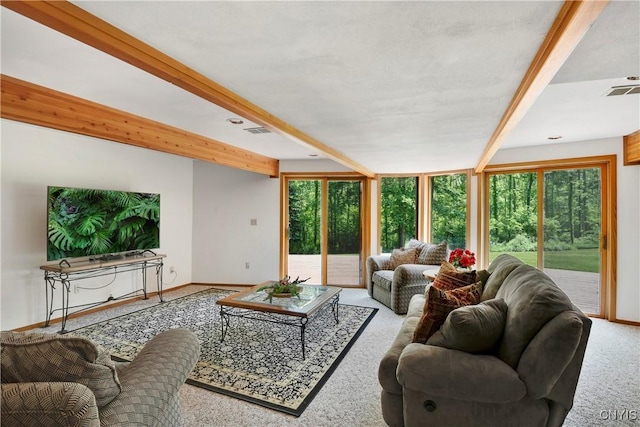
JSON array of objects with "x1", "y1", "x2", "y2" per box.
[
  {"x1": 605, "y1": 84, "x2": 640, "y2": 96},
  {"x1": 243, "y1": 126, "x2": 271, "y2": 134}
]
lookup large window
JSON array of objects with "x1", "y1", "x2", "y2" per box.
[
  {"x1": 379, "y1": 176, "x2": 418, "y2": 252},
  {"x1": 430, "y1": 173, "x2": 468, "y2": 249}
]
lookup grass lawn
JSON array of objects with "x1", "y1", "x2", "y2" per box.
[{"x1": 490, "y1": 248, "x2": 599, "y2": 273}]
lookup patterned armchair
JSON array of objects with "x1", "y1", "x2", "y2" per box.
[
  {"x1": 366, "y1": 240, "x2": 448, "y2": 314},
  {"x1": 1, "y1": 328, "x2": 200, "y2": 427}
]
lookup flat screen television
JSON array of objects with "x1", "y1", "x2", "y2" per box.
[{"x1": 47, "y1": 186, "x2": 160, "y2": 262}]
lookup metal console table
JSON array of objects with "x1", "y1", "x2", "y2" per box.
[{"x1": 40, "y1": 253, "x2": 166, "y2": 333}]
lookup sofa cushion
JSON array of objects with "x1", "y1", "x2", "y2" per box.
[
  {"x1": 416, "y1": 240, "x2": 448, "y2": 265},
  {"x1": 390, "y1": 247, "x2": 418, "y2": 270},
  {"x1": 412, "y1": 282, "x2": 482, "y2": 343},
  {"x1": 406, "y1": 294, "x2": 426, "y2": 319},
  {"x1": 495, "y1": 265, "x2": 574, "y2": 368},
  {"x1": 432, "y1": 261, "x2": 477, "y2": 291},
  {"x1": 447, "y1": 280, "x2": 483, "y2": 306},
  {"x1": 481, "y1": 254, "x2": 524, "y2": 301},
  {"x1": 372, "y1": 270, "x2": 395, "y2": 292},
  {"x1": 0, "y1": 331, "x2": 121, "y2": 407},
  {"x1": 406, "y1": 239, "x2": 426, "y2": 250},
  {"x1": 427, "y1": 298, "x2": 508, "y2": 353},
  {"x1": 476, "y1": 269, "x2": 490, "y2": 286}
]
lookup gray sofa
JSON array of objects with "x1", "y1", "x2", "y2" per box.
[
  {"x1": 367, "y1": 240, "x2": 448, "y2": 314},
  {"x1": 1, "y1": 328, "x2": 200, "y2": 427},
  {"x1": 379, "y1": 254, "x2": 592, "y2": 427}
]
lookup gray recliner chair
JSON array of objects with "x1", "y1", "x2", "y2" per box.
[{"x1": 379, "y1": 255, "x2": 591, "y2": 427}]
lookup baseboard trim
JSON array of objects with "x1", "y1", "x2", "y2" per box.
[
  {"x1": 612, "y1": 318, "x2": 640, "y2": 327},
  {"x1": 191, "y1": 282, "x2": 254, "y2": 288}
]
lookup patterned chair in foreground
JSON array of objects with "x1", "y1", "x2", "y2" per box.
[
  {"x1": 1, "y1": 328, "x2": 200, "y2": 427},
  {"x1": 366, "y1": 240, "x2": 448, "y2": 314}
]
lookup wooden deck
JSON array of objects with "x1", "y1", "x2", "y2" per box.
[
  {"x1": 544, "y1": 268, "x2": 600, "y2": 315},
  {"x1": 287, "y1": 254, "x2": 600, "y2": 314},
  {"x1": 288, "y1": 254, "x2": 361, "y2": 286}
]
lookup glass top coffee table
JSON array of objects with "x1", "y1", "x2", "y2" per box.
[{"x1": 216, "y1": 284, "x2": 341, "y2": 359}]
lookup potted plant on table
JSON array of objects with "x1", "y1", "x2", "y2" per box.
[{"x1": 258, "y1": 276, "x2": 310, "y2": 302}]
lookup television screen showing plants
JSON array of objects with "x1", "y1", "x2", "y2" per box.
[{"x1": 47, "y1": 186, "x2": 160, "y2": 261}]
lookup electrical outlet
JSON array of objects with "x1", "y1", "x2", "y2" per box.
[
  {"x1": 74, "y1": 285, "x2": 80, "y2": 294},
  {"x1": 169, "y1": 266, "x2": 175, "y2": 274},
  {"x1": 245, "y1": 262, "x2": 250, "y2": 269}
]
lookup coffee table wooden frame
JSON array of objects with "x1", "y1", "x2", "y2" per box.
[{"x1": 216, "y1": 284, "x2": 341, "y2": 359}]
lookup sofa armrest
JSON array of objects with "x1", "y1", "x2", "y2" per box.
[
  {"x1": 393, "y1": 264, "x2": 433, "y2": 287},
  {"x1": 397, "y1": 344, "x2": 526, "y2": 403},
  {"x1": 517, "y1": 311, "x2": 584, "y2": 400},
  {"x1": 98, "y1": 328, "x2": 200, "y2": 423},
  {"x1": 1, "y1": 382, "x2": 100, "y2": 427},
  {"x1": 369, "y1": 254, "x2": 392, "y2": 270},
  {"x1": 366, "y1": 255, "x2": 392, "y2": 295}
]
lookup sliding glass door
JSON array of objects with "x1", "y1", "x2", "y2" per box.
[
  {"x1": 486, "y1": 163, "x2": 606, "y2": 316},
  {"x1": 327, "y1": 181, "x2": 362, "y2": 286},
  {"x1": 543, "y1": 168, "x2": 602, "y2": 314},
  {"x1": 488, "y1": 172, "x2": 538, "y2": 265},
  {"x1": 287, "y1": 179, "x2": 322, "y2": 284},
  {"x1": 286, "y1": 177, "x2": 364, "y2": 286}
]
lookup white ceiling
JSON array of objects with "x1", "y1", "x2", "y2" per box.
[{"x1": 1, "y1": 1, "x2": 639, "y2": 174}]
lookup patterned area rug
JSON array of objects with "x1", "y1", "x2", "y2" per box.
[{"x1": 70, "y1": 288, "x2": 377, "y2": 416}]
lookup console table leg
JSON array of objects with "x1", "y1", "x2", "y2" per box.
[
  {"x1": 59, "y1": 279, "x2": 71, "y2": 334},
  {"x1": 141, "y1": 262, "x2": 149, "y2": 300},
  {"x1": 44, "y1": 274, "x2": 54, "y2": 327},
  {"x1": 156, "y1": 263, "x2": 164, "y2": 302}
]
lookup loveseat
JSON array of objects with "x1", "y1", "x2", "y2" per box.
[
  {"x1": 1, "y1": 328, "x2": 200, "y2": 427},
  {"x1": 379, "y1": 254, "x2": 592, "y2": 427},
  {"x1": 366, "y1": 240, "x2": 448, "y2": 314}
]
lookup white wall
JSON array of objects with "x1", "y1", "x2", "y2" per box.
[
  {"x1": 491, "y1": 137, "x2": 640, "y2": 322},
  {"x1": 191, "y1": 161, "x2": 281, "y2": 284},
  {"x1": 2, "y1": 122, "x2": 636, "y2": 328},
  {"x1": 0, "y1": 120, "x2": 194, "y2": 330},
  {"x1": 280, "y1": 159, "x2": 353, "y2": 173},
  {"x1": 190, "y1": 158, "x2": 353, "y2": 284}
]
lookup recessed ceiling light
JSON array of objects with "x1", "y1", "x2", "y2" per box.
[
  {"x1": 308, "y1": 154, "x2": 319, "y2": 157},
  {"x1": 547, "y1": 136, "x2": 563, "y2": 140},
  {"x1": 226, "y1": 118, "x2": 244, "y2": 125}
]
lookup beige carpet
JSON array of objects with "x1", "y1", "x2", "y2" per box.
[{"x1": 39, "y1": 285, "x2": 639, "y2": 426}]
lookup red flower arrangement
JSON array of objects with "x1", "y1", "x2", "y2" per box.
[{"x1": 448, "y1": 248, "x2": 476, "y2": 269}]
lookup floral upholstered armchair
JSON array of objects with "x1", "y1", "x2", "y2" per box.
[{"x1": 366, "y1": 240, "x2": 448, "y2": 314}]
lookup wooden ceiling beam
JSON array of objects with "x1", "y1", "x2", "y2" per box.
[
  {"x1": 474, "y1": 0, "x2": 609, "y2": 173},
  {"x1": 1, "y1": 0, "x2": 375, "y2": 177},
  {"x1": 1, "y1": 75, "x2": 280, "y2": 177}
]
